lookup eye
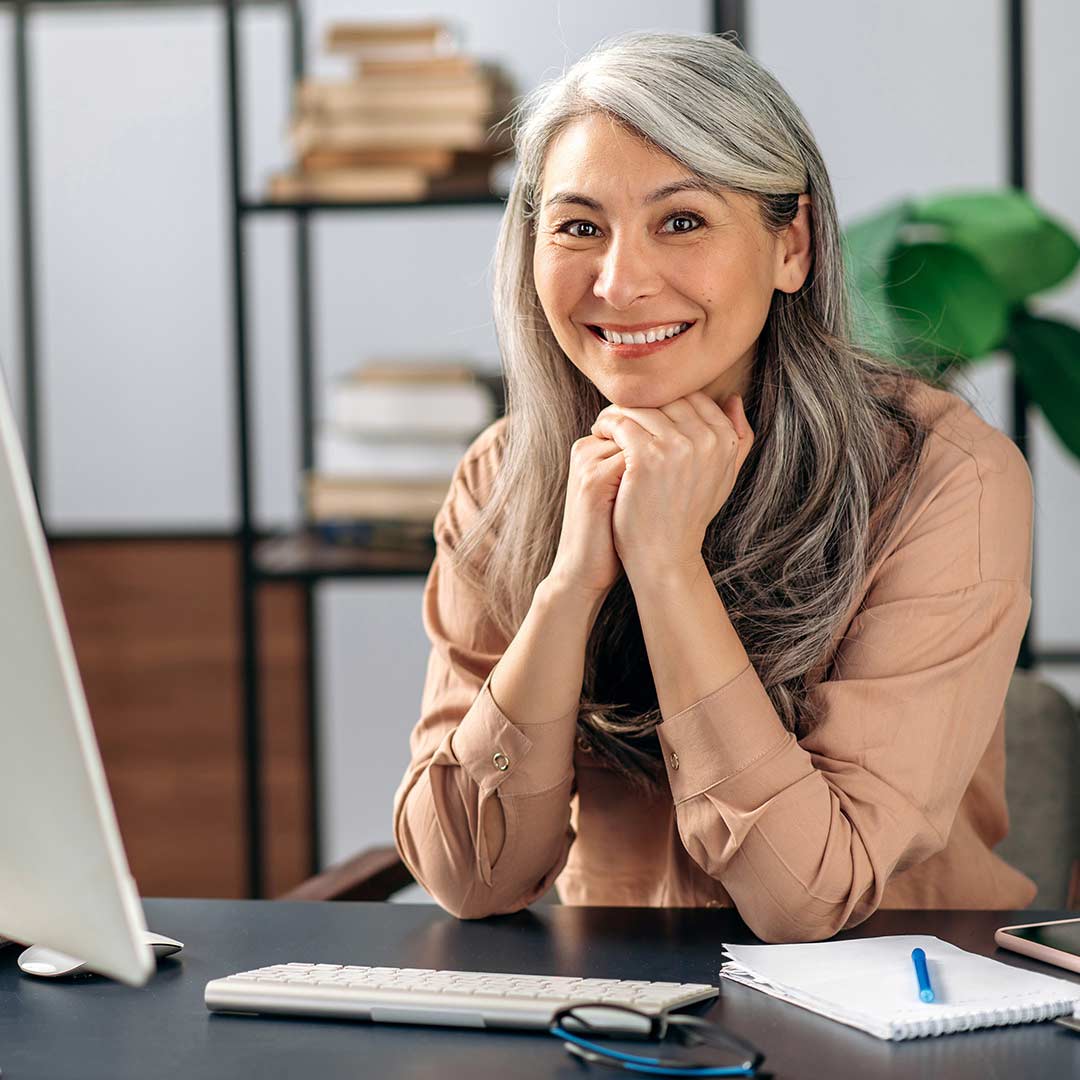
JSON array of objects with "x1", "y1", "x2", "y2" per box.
[
  {"x1": 661, "y1": 211, "x2": 705, "y2": 234},
  {"x1": 557, "y1": 220, "x2": 600, "y2": 239}
]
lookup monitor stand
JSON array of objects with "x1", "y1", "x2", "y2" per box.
[{"x1": 14, "y1": 930, "x2": 184, "y2": 979}]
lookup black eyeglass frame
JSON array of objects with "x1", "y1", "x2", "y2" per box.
[{"x1": 548, "y1": 1002, "x2": 766, "y2": 1076}]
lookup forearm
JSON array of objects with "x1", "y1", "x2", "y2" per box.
[
  {"x1": 488, "y1": 573, "x2": 607, "y2": 729},
  {"x1": 396, "y1": 574, "x2": 603, "y2": 919},
  {"x1": 629, "y1": 556, "x2": 749, "y2": 719},
  {"x1": 471, "y1": 576, "x2": 604, "y2": 869}
]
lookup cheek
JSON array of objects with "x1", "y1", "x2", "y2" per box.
[
  {"x1": 533, "y1": 245, "x2": 584, "y2": 314},
  {"x1": 691, "y1": 252, "x2": 773, "y2": 324},
  {"x1": 532, "y1": 255, "x2": 583, "y2": 355}
]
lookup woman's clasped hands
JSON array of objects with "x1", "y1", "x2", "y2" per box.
[
  {"x1": 589, "y1": 391, "x2": 755, "y2": 584},
  {"x1": 546, "y1": 390, "x2": 754, "y2": 604}
]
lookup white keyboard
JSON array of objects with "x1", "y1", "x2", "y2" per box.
[{"x1": 204, "y1": 962, "x2": 719, "y2": 1032}]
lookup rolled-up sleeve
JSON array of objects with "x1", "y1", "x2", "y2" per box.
[
  {"x1": 655, "y1": 430, "x2": 1034, "y2": 943},
  {"x1": 392, "y1": 426, "x2": 576, "y2": 919}
]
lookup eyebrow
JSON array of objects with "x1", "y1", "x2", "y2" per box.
[{"x1": 542, "y1": 177, "x2": 727, "y2": 212}]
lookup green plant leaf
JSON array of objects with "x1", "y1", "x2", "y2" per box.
[
  {"x1": 911, "y1": 188, "x2": 1043, "y2": 235},
  {"x1": 1005, "y1": 312, "x2": 1080, "y2": 460},
  {"x1": 885, "y1": 242, "x2": 1008, "y2": 359},
  {"x1": 1014, "y1": 218, "x2": 1080, "y2": 296},
  {"x1": 843, "y1": 198, "x2": 913, "y2": 277},
  {"x1": 910, "y1": 189, "x2": 1080, "y2": 302}
]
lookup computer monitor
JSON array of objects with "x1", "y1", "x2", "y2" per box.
[{"x1": 0, "y1": 366, "x2": 154, "y2": 987}]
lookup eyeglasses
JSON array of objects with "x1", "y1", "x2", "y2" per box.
[{"x1": 549, "y1": 1002, "x2": 766, "y2": 1077}]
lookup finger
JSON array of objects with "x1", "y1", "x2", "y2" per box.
[
  {"x1": 583, "y1": 448, "x2": 626, "y2": 488},
  {"x1": 577, "y1": 434, "x2": 624, "y2": 459},
  {"x1": 599, "y1": 449, "x2": 627, "y2": 475},
  {"x1": 590, "y1": 411, "x2": 654, "y2": 453},
  {"x1": 685, "y1": 390, "x2": 738, "y2": 431},
  {"x1": 721, "y1": 393, "x2": 753, "y2": 440},
  {"x1": 591, "y1": 444, "x2": 625, "y2": 465},
  {"x1": 592, "y1": 403, "x2": 673, "y2": 439},
  {"x1": 657, "y1": 397, "x2": 715, "y2": 441}
]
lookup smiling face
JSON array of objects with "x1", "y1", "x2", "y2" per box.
[{"x1": 531, "y1": 112, "x2": 812, "y2": 410}]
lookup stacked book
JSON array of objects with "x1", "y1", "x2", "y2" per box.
[
  {"x1": 306, "y1": 359, "x2": 501, "y2": 550},
  {"x1": 268, "y1": 18, "x2": 515, "y2": 204}
]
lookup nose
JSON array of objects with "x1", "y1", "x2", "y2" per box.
[{"x1": 591, "y1": 231, "x2": 663, "y2": 310}]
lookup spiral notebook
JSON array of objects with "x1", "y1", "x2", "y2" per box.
[{"x1": 720, "y1": 934, "x2": 1080, "y2": 1041}]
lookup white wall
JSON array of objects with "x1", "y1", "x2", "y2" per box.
[
  {"x1": 0, "y1": 9, "x2": 23, "y2": 431},
  {"x1": 1026, "y1": 0, "x2": 1080, "y2": 700},
  {"x1": 1, "y1": 0, "x2": 1076, "y2": 876}
]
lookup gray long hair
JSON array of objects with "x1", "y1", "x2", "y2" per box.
[{"x1": 453, "y1": 30, "x2": 957, "y2": 788}]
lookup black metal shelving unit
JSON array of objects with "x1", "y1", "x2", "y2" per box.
[
  {"x1": 223, "y1": 0, "x2": 509, "y2": 898},
  {"x1": 9, "y1": 0, "x2": 1072, "y2": 904}
]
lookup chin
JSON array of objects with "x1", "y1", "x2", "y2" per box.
[{"x1": 600, "y1": 382, "x2": 680, "y2": 410}]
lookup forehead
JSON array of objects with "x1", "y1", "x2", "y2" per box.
[
  {"x1": 540, "y1": 113, "x2": 694, "y2": 196},
  {"x1": 538, "y1": 113, "x2": 743, "y2": 218}
]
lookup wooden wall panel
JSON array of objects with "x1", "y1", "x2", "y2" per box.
[
  {"x1": 47, "y1": 538, "x2": 311, "y2": 899},
  {"x1": 258, "y1": 578, "x2": 313, "y2": 900}
]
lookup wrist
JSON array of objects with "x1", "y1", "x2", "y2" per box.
[
  {"x1": 626, "y1": 555, "x2": 710, "y2": 599},
  {"x1": 536, "y1": 573, "x2": 609, "y2": 630}
]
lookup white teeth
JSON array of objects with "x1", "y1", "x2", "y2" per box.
[{"x1": 599, "y1": 322, "x2": 689, "y2": 345}]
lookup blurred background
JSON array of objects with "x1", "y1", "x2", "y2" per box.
[{"x1": 0, "y1": 0, "x2": 1076, "y2": 905}]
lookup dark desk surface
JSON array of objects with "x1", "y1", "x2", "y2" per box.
[{"x1": 1, "y1": 900, "x2": 1078, "y2": 1079}]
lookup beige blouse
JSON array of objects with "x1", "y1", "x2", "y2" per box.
[{"x1": 392, "y1": 381, "x2": 1038, "y2": 942}]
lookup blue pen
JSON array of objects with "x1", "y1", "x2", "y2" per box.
[{"x1": 911, "y1": 947, "x2": 935, "y2": 1003}]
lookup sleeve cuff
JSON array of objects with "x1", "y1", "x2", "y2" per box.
[
  {"x1": 450, "y1": 670, "x2": 577, "y2": 796},
  {"x1": 655, "y1": 661, "x2": 793, "y2": 803}
]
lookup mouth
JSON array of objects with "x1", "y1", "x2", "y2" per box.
[{"x1": 586, "y1": 321, "x2": 696, "y2": 354}]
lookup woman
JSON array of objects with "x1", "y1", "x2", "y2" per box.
[{"x1": 392, "y1": 30, "x2": 1037, "y2": 943}]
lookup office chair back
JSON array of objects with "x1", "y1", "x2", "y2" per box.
[{"x1": 996, "y1": 669, "x2": 1080, "y2": 909}]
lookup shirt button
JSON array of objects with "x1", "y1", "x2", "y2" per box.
[
  {"x1": 492, "y1": 751, "x2": 510, "y2": 771},
  {"x1": 669, "y1": 752, "x2": 680, "y2": 771},
  {"x1": 576, "y1": 735, "x2": 591, "y2": 753}
]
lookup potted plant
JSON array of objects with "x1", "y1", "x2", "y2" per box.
[{"x1": 843, "y1": 188, "x2": 1080, "y2": 460}]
